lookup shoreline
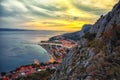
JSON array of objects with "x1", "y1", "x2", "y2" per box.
[
  {"x1": 39, "y1": 39, "x2": 77, "y2": 63},
  {"x1": 0, "y1": 60, "x2": 59, "y2": 80},
  {"x1": 39, "y1": 42, "x2": 69, "y2": 63},
  {"x1": 0, "y1": 39, "x2": 77, "y2": 80}
]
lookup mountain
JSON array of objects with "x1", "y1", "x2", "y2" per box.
[
  {"x1": 0, "y1": 28, "x2": 35, "y2": 31},
  {"x1": 49, "y1": 24, "x2": 92, "y2": 41},
  {"x1": 90, "y1": 0, "x2": 120, "y2": 38},
  {"x1": 0, "y1": 28, "x2": 65, "y2": 33},
  {"x1": 51, "y1": 1, "x2": 120, "y2": 80}
]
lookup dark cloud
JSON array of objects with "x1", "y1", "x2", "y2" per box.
[
  {"x1": 0, "y1": 5, "x2": 16, "y2": 17},
  {"x1": 0, "y1": 0, "x2": 58, "y2": 22},
  {"x1": 58, "y1": 14, "x2": 96, "y2": 22},
  {"x1": 35, "y1": 4, "x2": 67, "y2": 11},
  {"x1": 0, "y1": 0, "x2": 7, "y2": 3},
  {"x1": 24, "y1": 5, "x2": 58, "y2": 19},
  {"x1": 20, "y1": 0, "x2": 67, "y2": 11},
  {"x1": 0, "y1": 1, "x2": 28, "y2": 18},
  {"x1": 73, "y1": 3, "x2": 108, "y2": 15}
]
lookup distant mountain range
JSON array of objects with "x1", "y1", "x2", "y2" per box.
[
  {"x1": 0, "y1": 28, "x2": 36, "y2": 31},
  {"x1": 0, "y1": 28, "x2": 65, "y2": 33}
]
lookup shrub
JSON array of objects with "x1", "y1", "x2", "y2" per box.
[
  {"x1": 103, "y1": 24, "x2": 120, "y2": 43},
  {"x1": 87, "y1": 39, "x2": 107, "y2": 53},
  {"x1": 83, "y1": 32, "x2": 96, "y2": 41},
  {"x1": 88, "y1": 40, "x2": 101, "y2": 47},
  {"x1": 114, "y1": 46, "x2": 120, "y2": 53}
]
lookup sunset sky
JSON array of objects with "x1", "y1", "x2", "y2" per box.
[{"x1": 0, "y1": 0, "x2": 119, "y2": 32}]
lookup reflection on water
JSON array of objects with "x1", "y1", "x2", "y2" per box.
[{"x1": 0, "y1": 31, "x2": 64, "y2": 72}]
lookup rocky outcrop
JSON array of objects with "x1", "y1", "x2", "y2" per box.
[
  {"x1": 51, "y1": 1, "x2": 120, "y2": 80},
  {"x1": 49, "y1": 24, "x2": 92, "y2": 41},
  {"x1": 90, "y1": 1, "x2": 120, "y2": 38}
]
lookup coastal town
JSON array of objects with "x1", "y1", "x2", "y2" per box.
[
  {"x1": 0, "y1": 39, "x2": 77, "y2": 80},
  {"x1": 40, "y1": 39, "x2": 78, "y2": 63},
  {"x1": 0, "y1": 61, "x2": 59, "y2": 80}
]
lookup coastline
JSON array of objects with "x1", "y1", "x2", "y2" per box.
[
  {"x1": 39, "y1": 39, "x2": 77, "y2": 63},
  {"x1": 0, "y1": 39, "x2": 76, "y2": 80},
  {"x1": 39, "y1": 42, "x2": 68, "y2": 63}
]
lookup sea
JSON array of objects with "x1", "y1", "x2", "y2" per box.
[{"x1": 0, "y1": 30, "x2": 64, "y2": 72}]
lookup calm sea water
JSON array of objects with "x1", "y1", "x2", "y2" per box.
[{"x1": 0, "y1": 31, "x2": 64, "y2": 72}]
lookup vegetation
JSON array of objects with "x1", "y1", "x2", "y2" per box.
[
  {"x1": 87, "y1": 39, "x2": 107, "y2": 54},
  {"x1": 103, "y1": 24, "x2": 120, "y2": 45},
  {"x1": 15, "y1": 70, "x2": 55, "y2": 80},
  {"x1": 83, "y1": 32, "x2": 96, "y2": 41},
  {"x1": 114, "y1": 46, "x2": 120, "y2": 53}
]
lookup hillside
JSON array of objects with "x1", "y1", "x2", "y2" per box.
[
  {"x1": 51, "y1": 1, "x2": 120, "y2": 80},
  {"x1": 49, "y1": 24, "x2": 92, "y2": 41}
]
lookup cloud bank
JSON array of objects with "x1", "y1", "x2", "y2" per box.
[{"x1": 0, "y1": 0, "x2": 118, "y2": 32}]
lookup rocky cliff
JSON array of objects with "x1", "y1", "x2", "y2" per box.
[
  {"x1": 51, "y1": 1, "x2": 120, "y2": 80},
  {"x1": 90, "y1": 0, "x2": 120, "y2": 38}
]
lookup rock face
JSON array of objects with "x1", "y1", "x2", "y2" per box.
[
  {"x1": 51, "y1": 1, "x2": 120, "y2": 80},
  {"x1": 49, "y1": 24, "x2": 92, "y2": 41},
  {"x1": 90, "y1": 1, "x2": 120, "y2": 38}
]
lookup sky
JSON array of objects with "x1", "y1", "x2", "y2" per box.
[{"x1": 0, "y1": 0, "x2": 119, "y2": 32}]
